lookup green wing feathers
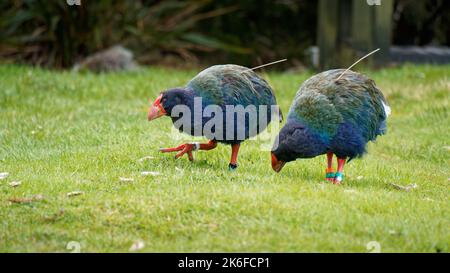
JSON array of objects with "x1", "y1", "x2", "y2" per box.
[
  {"x1": 187, "y1": 65, "x2": 277, "y2": 107},
  {"x1": 288, "y1": 69, "x2": 389, "y2": 141}
]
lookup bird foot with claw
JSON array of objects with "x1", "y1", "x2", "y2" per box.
[{"x1": 159, "y1": 142, "x2": 199, "y2": 161}]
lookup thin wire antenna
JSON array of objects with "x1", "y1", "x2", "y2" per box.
[
  {"x1": 336, "y1": 48, "x2": 380, "y2": 81},
  {"x1": 243, "y1": 59, "x2": 288, "y2": 72}
]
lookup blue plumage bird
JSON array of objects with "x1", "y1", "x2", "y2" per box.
[
  {"x1": 271, "y1": 69, "x2": 390, "y2": 184},
  {"x1": 148, "y1": 64, "x2": 282, "y2": 170}
]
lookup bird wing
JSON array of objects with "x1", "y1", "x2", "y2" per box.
[
  {"x1": 187, "y1": 64, "x2": 277, "y2": 107},
  {"x1": 288, "y1": 69, "x2": 388, "y2": 141},
  {"x1": 331, "y1": 70, "x2": 389, "y2": 140}
]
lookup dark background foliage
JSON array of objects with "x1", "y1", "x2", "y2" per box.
[{"x1": 0, "y1": 0, "x2": 448, "y2": 69}]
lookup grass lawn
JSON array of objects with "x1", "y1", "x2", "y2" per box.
[{"x1": 0, "y1": 64, "x2": 448, "y2": 253}]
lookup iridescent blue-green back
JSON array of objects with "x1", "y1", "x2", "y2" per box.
[
  {"x1": 185, "y1": 64, "x2": 281, "y2": 144},
  {"x1": 287, "y1": 69, "x2": 390, "y2": 158},
  {"x1": 187, "y1": 64, "x2": 278, "y2": 107}
]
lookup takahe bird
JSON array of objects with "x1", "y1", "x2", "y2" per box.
[
  {"x1": 148, "y1": 64, "x2": 282, "y2": 170},
  {"x1": 271, "y1": 69, "x2": 390, "y2": 184}
]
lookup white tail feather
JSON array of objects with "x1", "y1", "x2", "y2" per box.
[{"x1": 382, "y1": 101, "x2": 391, "y2": 117}]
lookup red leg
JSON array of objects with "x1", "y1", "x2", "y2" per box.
[
  {"x1": 334, "y1": 157, "x2": 347, "y2": 184},
  {"x1": 325, "y1": 152, "x2": 335, "y2": 182},
  {"x1": 199, "y1": 140, "x2": 218, "y2": 151},
  {"x1": 160, "y1": 140, "x2": 217, "y2": 161},
  {"x1": 229, "y1": 143, "x2": 240, "y2": 170}
]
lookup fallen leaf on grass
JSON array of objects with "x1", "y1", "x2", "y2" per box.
[
  {"x1": 9, "y1": 181, "x2": 21, "y2": 187},
  {"x1": 30, "y1": 126, "x2": 43, "y2": 135},
  {"x1": 317, "y1": 183, "x2": 326, "y2": 191},
  {"x1": 356, "y1": 176, "x2": 364, "y2": 180},
  {"x1": 67, "y1": 191, "x2": 84, "y2": 197},
  {"x1": 119, "y1": 177, "x2": 134, "y2": 182},
  {"x1": 8, "y1": 194, "x2": 44, "y2": 204},
  {"x1": 138, "y1": 156, "x2": 155, "y2": 163},
  {"x1": 388, "y1": 183, "x2": 417, "y2": 192},
  {"x1": 43, "y1": 209, "x2": 65, "y2": 222},
  {"x1": 175, "y1": 167, "x2": 184, "y2": 175},
  {"x1": 208, "y1": 223, "x2": 219, "y2": 231},
  {"x1": 141, "y1": 171, "x2": 161, "y2": 177},
  {"x1": 129, "y1": 240, "x2": 145, "y2": 251},
  {"x1": 388, "y1": 230, "x2": 398, "y2": 235},
  {"x1": 0, "y1": 172, "x2": 9, "y2": 180}
]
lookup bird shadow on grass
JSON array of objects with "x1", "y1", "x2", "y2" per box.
[
  {"x1": 191, "y1": 159, "x2": 218, "y2": 168},
  {"x1": 158, "y1": 156, "x2": 221, "y2": 171},
  {"x1": 342, "y1": 177, "x2": 398, "y2": 192},
  {"x1": 272, "y1": 166, "x2": 323, "y2": 184},
  {"x1": 275, "y1": 165, "x2": 397, "y2": 192}
]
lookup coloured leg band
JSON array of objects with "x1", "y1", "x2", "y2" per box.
[
  {"x1": 190, "y1": 142, "x2": 200, "y2": 151},
  {"x1": 325, "y1": 168, "x2": 335, "y2": 178},
  {"x1": 334, "y1": 172, "x2": 344, "y2": 182}
]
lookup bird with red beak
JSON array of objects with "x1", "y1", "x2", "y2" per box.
[
  {"x1": 270, "y1": 69, "x2": 389, "y2": 184},
  {"x1": 271, "y1": 153, "x2": 286, "y2": 173},
  {"x1": 147, "y1": 94, "x2": 166, "y2": 121},
  {"x1": 147, "y1": 64, "x2": 282, "y2": 170}
]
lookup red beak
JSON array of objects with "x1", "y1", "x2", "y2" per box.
[
  {"x1": 148, "y1": 94, "x2": 166, "y2": 121},
  {"x1": 271, "y1": 153, "x2": 285, "y2": 173}
]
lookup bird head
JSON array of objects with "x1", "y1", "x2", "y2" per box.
[
  {"x1": 271, "y1": 153, "x2": 286, "y2": 173},
  {"x1": 271, "y1": 120, "x2": 316, "y2": 172},
  {"x1": 148, "y1": 88, "x2": 187, "y2": 121},
  {"x1": 270, "y1": 124, "x2": 297, "y2": 172}
]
